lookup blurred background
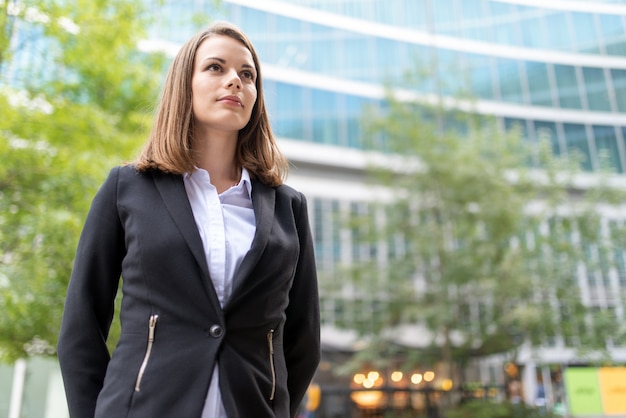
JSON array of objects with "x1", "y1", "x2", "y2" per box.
[{"x1": 2, "y1": 0, "x2": 626, "y2": 417}]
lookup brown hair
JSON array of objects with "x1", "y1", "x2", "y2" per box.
[{"x1": 134, "y1": 21, "x2": 287, "y2": 186}]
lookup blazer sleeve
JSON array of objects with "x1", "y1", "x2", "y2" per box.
[
  {"x1": 283, "y1": 192, "x2": 321, "y2": 417},
  {"x1": 57, "y1": 167, "x2": 125, "y2": 417}
]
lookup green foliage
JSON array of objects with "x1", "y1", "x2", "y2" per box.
[
  {"x1": 338, "y1": 77, "x2": 626, "y2": 376},
  {"x1": 0, "y1": 0, "x2": 178, "y2": 362}
]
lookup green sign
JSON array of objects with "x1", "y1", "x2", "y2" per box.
[{"x1": 564, "y1": 368, "x2": 603, "y2": 415}]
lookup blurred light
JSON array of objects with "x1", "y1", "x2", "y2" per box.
[
  {"x1": 441, "y1": 379, "x2": 453, "y2": 391},
  {"x1": 424, "y1": 371, "x2": 435, "y2": 382},
  {"x1": 411, "y1": 373, "x2": 423, "y2": 384},
  {"x1": 353, "y1": 373, "x2": 366, "y2": 385},
  {"x1": 351, "y1": 391, "x2": 383, "y2": 409},
  {"x1": 367, "y1": 371, "x2": 380, "y2": 381},
  {"x1": 391, "y1": 371, "x2": 403, "y2": 382},
  {"x1": 363, "y1": 378, "x2": 375, "y2": 389}
]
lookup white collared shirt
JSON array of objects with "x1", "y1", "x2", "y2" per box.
[{"x1": 183, "y1": 167, "x2": 256, "y2": 418}]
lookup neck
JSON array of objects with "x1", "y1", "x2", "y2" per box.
[{"x1": 193, "y1": 130, "x2": 240, "y2": 193}]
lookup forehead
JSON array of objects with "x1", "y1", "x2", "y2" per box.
[{"x1": 195, "y1": 35, "x2": 255, "y2": 66}]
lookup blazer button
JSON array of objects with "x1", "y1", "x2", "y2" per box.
[{"x1": 209, "y1": 324, "x2": 224, "y2": 338}]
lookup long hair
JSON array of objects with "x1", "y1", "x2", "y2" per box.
[{"x1": 134, "y1": 22, "x2": 287, "y2": 186}]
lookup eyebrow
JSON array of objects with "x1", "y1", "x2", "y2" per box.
[{"x1": 201, "y1": 56, "x2": 255, "y2": 70}]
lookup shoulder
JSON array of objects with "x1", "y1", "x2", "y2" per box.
[
  {"x1": 253, "y1": 180, "x2": 310, "y2": 216},
  {"x1": 275, "y1": 183, "x2": 313, "y2": 223},
  {"x1": 100, "y1": 166, "x2": 184, "y2": 200},
  {"x1": 103, "y1": 164, "x2": 140, "y2": 182},
  {"x1": 273, "y1": 183, "x2": 310, "y2": 213},
  {"x1": 110, "y1": 165, "x2": 181, "y2": 183},
  {"x1": 275, "y1": 183, "x2": 305, "y2": 202}
]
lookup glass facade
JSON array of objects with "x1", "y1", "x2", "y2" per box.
[{"x1": 143, "y1": 0, "x2": 626, "y2": 172}]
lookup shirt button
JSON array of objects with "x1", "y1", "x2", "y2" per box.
[{"x1": 209, "y1": 324, "x2": 224, "y2": 338}]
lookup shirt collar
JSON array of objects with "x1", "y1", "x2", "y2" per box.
[
  {"x1": 184, "y1": 167, "x2": 253, "y2": 200},
  {"x1": 239, "y1": 167, "x2": 252, "y2": 200}
]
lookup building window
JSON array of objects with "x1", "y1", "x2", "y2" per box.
[
  {"x1": 563, "y1": 123, "x2": 592, "y2": 171},
  {"x1": 554, "y1": 65, "x2": 583, "y2": 109},
  {"x1": 582, "y1": 67, "x2": 611, "y2": 112},
  {"x1": 592, "y1": 125, "x2": 623, "y2": 173}
]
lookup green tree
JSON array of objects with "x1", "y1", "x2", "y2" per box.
[
  {"x1": 339, "y1": 90, "x2": 626, "y2": 384},
  {"x1": 0, "y1": 0, "x2": 171, "y2": 362}
]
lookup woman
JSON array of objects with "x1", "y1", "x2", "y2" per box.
[{"x1": 57, "y1": 22, "x2": 320, "y2": 418}]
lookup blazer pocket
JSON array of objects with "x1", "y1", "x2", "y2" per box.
[
  {"x1": 266, "y1": 329, "x2": 276, "y2": 401},
  {"x1": 134, "y1": 314, "x2": 159, "y2": 392}
]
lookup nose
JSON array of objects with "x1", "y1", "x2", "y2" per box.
[{"x1": 226, "y1": 69, "x2": 241, "y2": 90}]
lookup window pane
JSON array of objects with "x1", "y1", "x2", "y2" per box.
[
  {"x1": 376, "y1": 38, "x2": 403, "y2": 82},
  {"x1": 312, "y1": 88, "x2": 338, "y2": 145},
  {"x1": 563, "y1": 123, "x2": 592, "y2": 171},
  {"x1": 593, "y1": 125, "x2": 623, "y2": 173},
  {"x1": 535, "y1": 121, "x2": 561, "y2": 156},
  {"x1": 582, "y1": 67, "x2": 611, "y2": 111},
  {"x1": 404, "y1": 1, "x2": 428, "y2": 30},
  {"x1": 505, "y1": 118, "x2": 528, "y2": 137},
  {"x1": 432, "y1": 0, "x2": 458, "y2": 36},
  {"x1": 406, "y1": 44, "x2": 436, "y2": 94},
  {"x1": 310, "y1": 25, "x2": 343, "y2": 76},
  {"x1": 599, "y1": 14, "x2": 626, "y2": 55},
  {"x1": 526, "y1": 61, "x2": 553, "y2": 106},
  {"x1": 571, "y1": 12, "x2": 600, "y2": 54},
  {"x1": 460, "y1": 0, "x2": 488, "y2": 41},
  {"x1": 342, "y1": 34, "x2": 372, "y2": 81},
  {"x1": 436, "y1": 49, "x2": 463, "y2": 95},
  {"x1": 489, "y1": 2, "x2": 519, "y2": 45},
  {"x1": 611, "y1": 69, "x2": 626, "y2": 112},
  {"x1": 346, "y1": 95, "x2": 372, "y2": 149},
  {"x1": 272, "y1": 82, "x2": 304, "y2": 140},
  {"x1": 274, "y1": 16, "x2": 308, "y2": 68},
  {"x1": 519, "y1": 13, "x2": 546, "y2": 48},
  {"x1": 545, "y1": 13, "x2": 572, "y2": 50},
  {"x1": 465, "y1": 53, "x2": 494, "y2": 99},
  {"x1": 497, "y1": 58, "x2": 524, "y2": 103},
  {"x1": 554, "y1": 65, "x2": 582, "y2": 109}
]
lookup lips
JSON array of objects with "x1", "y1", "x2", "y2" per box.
[{"x1": 218, "y1": 95, "x2": 243, "y2": 106}]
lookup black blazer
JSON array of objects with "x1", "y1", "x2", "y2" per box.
[{"x1": 57, "y1": 166, "x2": 320, "y2": 418}]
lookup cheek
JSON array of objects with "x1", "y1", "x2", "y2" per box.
[
  {"x1": 190, "y1": 81, "x2": 200, "y2": 107},
  {"x1": 247, "y1": 88, "x2": 257, "y2": 110},
  {"x1": 191, "y1": 78, "x2": 213, "y2": 98}
]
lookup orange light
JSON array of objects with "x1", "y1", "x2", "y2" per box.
[
  {"x1": 424, "y1": 371, "x2": 435, "y2": 382},
  {"x1": 350, "y1": 391, "x2": 384, "y2": 409}
]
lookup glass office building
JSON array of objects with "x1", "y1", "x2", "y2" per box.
[
  {"x1": 145, "y1": 0, "x2": 626, "y2": 173},
  {"x1": 3, "y1": 0, "x2": 626, "y2": 415}
]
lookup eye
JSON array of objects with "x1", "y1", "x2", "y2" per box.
[
  {"x1": 241, "y1": 70, "x2": 255, "y2": 81},
  {"x1": 206, "y1": 63, "x2": 222, "y2": 72}
]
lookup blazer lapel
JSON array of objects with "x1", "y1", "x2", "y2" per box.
[
  {"x1": 229, "y1": 180, "x2": 275, "y2": 299},
  {"x1": 151, "y1": 171, "x2": 219, "y2": 305}
]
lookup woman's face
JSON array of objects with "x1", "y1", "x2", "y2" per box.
[{"x1": 191, "y1": 35, "x2": 257, "y2": 136}]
